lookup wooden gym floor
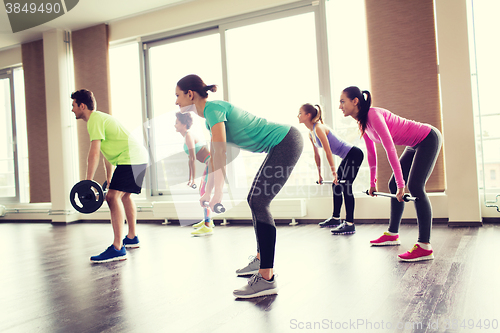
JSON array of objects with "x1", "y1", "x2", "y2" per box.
[{"x1": 1, "y1": 221, "x2": 499, "y2": 333}]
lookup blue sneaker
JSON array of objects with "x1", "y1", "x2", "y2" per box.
[
  {"x1": 123, "y1": 235, "x2": 140, "y2": 248},
  {"x1": 90, "y1": 245, "x2": 127, "y2": 263}
]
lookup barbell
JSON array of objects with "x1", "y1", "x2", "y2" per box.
[
  {"x1": 316, "y1": 180, "x2": 346, "y2": 184},
  {"x1": 363, "y1": 190, "x2": 418, "y2": 202},
  {"x1": 70, "y1": 180, "x2": 108, "y2": 214}
]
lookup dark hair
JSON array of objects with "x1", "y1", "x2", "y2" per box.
[
  {"x1": 342, "y1": 86, "x2": 372, "y2": 135},
  {"x1": 71, "y1": 89, "x2": 96, "y2": 111},
  {"x1": 301, "y1": 103, "x2": 323, "y2": 124},
  {"x1": 175, "y1": 112, "x2": 193, "y2": 129},
  {"x1": 177, "y1": 74, "x2": 217, "y2": 98}
]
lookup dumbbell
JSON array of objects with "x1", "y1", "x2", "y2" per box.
[
  {"x1": 70, "y1": 180, "x2": 108, "y2": 214},
  {"x1": 363, "y1": 190, "x2": 418, "y2": 202},
  {"x1": 316, "y1": 180, "x2": 346, "y2": 184},
  {"x1": 202, "y1": 201, "x2": 226, "y2": 214}
]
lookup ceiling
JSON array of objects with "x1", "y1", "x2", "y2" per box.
[{"x1": 0, "y1": 0, "x2": 191, "y2": 50}]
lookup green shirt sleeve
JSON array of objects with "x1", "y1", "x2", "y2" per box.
[
  {"x1": 204, "y1": 103, "x2": 227, "y2": 130},
  {"x1": 203, "y1": 100, "x2": 290, "y2": 153},
  {"x1": 86, "y1": 111, "x2": 148, "y2": 165},
  {"x1": 87, "y1": 112, "x2": 105, "y2": 141}
]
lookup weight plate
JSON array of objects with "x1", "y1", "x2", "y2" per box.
[{"x1": 70, "y1": 180, "x2": 104, "y2": 214}]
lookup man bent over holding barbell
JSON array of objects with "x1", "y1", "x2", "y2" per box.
[{"x1": 71, "y1": 89, "x2": 149, "y2": 263}]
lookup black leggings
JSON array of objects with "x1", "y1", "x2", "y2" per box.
[
  {"x1": 332, "y1": 146, "x2": 364, "y2": 222},
  {"x1": 388, "y1": 126, "x2": 442, "y2": 243},
  {"x1": 247, "y1": 126, "x2": 304, "y2": 269}
]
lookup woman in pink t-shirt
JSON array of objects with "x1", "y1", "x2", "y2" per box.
[{"x1": 341, "y1": 86, "x2": 442, "y2": 262}]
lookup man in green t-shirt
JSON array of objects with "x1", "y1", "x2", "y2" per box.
[{"x1": 71, "y1": 89, "x2": 148, "y2": 263}]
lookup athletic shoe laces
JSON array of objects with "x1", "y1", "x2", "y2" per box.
[
  {"x1": 248, "y1": 255, "x2": 258, "y2": 264},
  {"x1": 248, "y1": 274, "x2": 263, "y2": 286},
  {"x1": 408, "y1": 244, "x2": 419, "y2": 253}
]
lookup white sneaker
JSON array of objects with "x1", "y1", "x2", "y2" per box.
[
  {"x1": 235, "y1": 256, "x2": 260, "y2": 276},
  {"x1": 233, "y1": 273, "x2": 278, "y2": 298}
]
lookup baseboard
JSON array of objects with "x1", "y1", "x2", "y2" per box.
[
  {"x1": 447, "y1": 221, "x2": 483, "y2": 227},
  {"x1": 483, "y1": 217, "x2": 500, "y2": 223},
  {"x1": 213, "y1": 218, "x2": 451, "y2": 225},
  {"x1": 294, "y1": 218, "x2": 448, "y2": 225},
  {"x1": 4, "y1": 218, "x2": 490, "y2": 227},
  {"x1": 0, "y1": 219, "x2": 51, "y2": 223}
]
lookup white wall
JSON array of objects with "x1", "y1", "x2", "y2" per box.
[
  {"x1": 0, "y1": 46, "x2": 22, "y2": 69},
  {"x1": 435, "y1": 0, "x2": 482, "y2": 224},
  {"x1": 108, "y1": 0, "x2": 299, "y2": 43}
]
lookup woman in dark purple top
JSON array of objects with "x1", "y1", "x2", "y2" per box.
[{"x1": 298, "y1": 103, "x2": 364, "y2": 235}]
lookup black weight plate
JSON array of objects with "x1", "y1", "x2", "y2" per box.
[{"x1": 70, "y1": 180, "x2": 104, "y2": 214}]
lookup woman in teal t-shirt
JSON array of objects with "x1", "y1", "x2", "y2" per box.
[{"x1": 175, "y1": 74, "x2": 303, "y2": 299}]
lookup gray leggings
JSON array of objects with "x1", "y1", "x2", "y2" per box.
[
  {"x1": 388, "y1": 126, "x2": 442, "y2": 243},
  {"x1": 247, "y1": 126, "x2": 304, "y2": 269}
]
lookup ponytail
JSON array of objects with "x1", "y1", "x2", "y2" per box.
[
  {"x1": 343, "y1": 86, "x2": 372, "y2": 136},
  {"x1": 313, "y1": 104, "x2": 324, "y2": 124},
  {"x1": 177, "y1": 74, "x2": 217, "y2": 98},
  {"x1": 301, "y1": 103, "x2": 324, "y2": 124},
  {"x1": 204, "y1": 84, "x2": 217, "y2": 94}
]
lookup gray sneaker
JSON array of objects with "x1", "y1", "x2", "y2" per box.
[
  {"x1": 236, "y1": 256, "x2": 260, "y2": 276},
  {"x1": 233, "y1": 273, "x2": 278, "y2": 299}
]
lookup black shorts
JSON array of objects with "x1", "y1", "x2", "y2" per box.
[{"x1": 109, "y1": 164, "x2": 147, "y2": 194}]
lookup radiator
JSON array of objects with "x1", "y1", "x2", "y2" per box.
[{"x1": 152, "y1": 198, "x2": 307, "y2": 225}]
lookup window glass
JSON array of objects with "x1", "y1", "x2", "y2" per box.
[
  {"x1": 109, "y1": 43, "x2": 147, "y2": 198},
  {"x1": 147, "y1": 33, "x2": 223, "y2": 194},
  {"x1": 469, "y1": 0, "x2": 500, "y2": 191},
  {"x1": 225, "y1": 12, "x2": 319, "y2": 191},
  {"x1": 0, "y1": 77, "x2": 16, "y2": 199},
  {"x1": 326, "y1": 0, "x2": 371, "y2": 193},
  {"x1": 13, "y1": 68, "x2": 29, "y2": 202}
]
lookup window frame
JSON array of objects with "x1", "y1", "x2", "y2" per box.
[{"x1": 0, "y1": 67, "x2": 21, "y2": 203}]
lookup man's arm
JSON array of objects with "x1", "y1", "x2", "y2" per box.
[
  {"x1": 103, "y1": 157, "x2": 114, "y2": 185},
  {"x1": 86, "y1": 140, "x2": 101, "y2": 180}
]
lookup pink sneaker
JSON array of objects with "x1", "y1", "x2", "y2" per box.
[
  {"x1": 398, "y1": 244, "x2": 434, "y2": 262},
  {"x1": 370, "y1": 232, "x2": 401, "y2": 246}
]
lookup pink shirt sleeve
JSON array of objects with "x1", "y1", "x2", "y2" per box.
[{"x1": 367, "y1": 109, "x2": 405, "y2": 188}]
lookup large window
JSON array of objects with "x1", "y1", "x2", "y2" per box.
[
  {"x1": 109, "y1": 43, "x2": 146, "y2": 198},
  {"x1": 224, "y1": 11, "x2": 319, "y2": 192},
  {"x1": 468, "y1": 0, "x2": 500, "y2": 191},
  {"x1": 141, "y1": 0, "x2": 371, "y2": 199},
  {"x1": 109, "y1": 43, "x2": 143, "y2": 136},
  {"x1": 145, "y1": 31, "x2": 223, "y2": 197},
  {"x1": 326, "y1": 0, "x2": 371, "y2": 194},
  {"x1": 0, "y1": 67, "x2": 29, "y2": 203}
]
